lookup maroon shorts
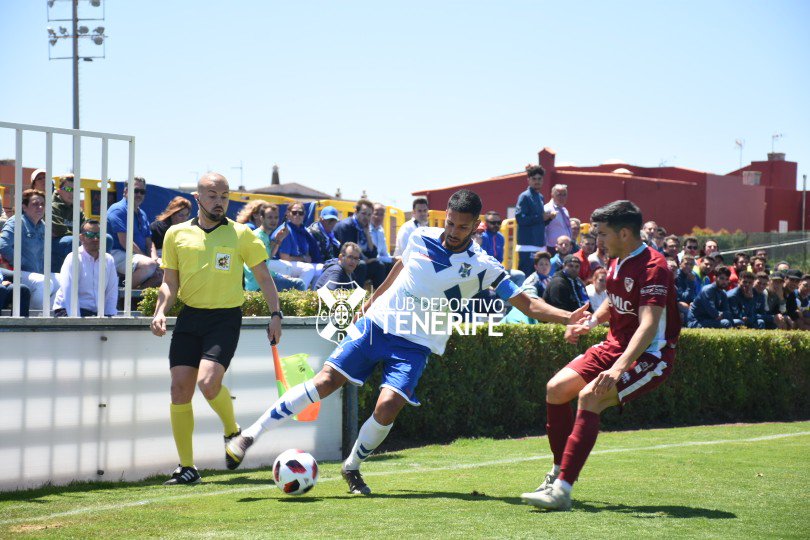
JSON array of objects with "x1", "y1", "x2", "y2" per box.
[{"x1": 566, "y1": 341, "x2": 675, "y2": 403}]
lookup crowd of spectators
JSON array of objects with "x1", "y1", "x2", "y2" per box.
[{"x1": 1, "y1": 165, "x2": 808, "y2": 331}]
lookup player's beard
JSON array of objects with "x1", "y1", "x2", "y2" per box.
[
  {"x1": 199, "y1": 201, "x2": 225, "y2": 223},
  {"x1": 445, "y1": 231, "x2": 474, "y2": 252}
]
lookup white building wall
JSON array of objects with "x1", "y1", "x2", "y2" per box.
[{"x1": 0, "y1": 317, "x2": 341, "y2": 491}]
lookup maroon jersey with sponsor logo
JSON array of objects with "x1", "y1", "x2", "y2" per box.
[{"x1": 605, "y1": 244, "x2": 680, "y2": 352}]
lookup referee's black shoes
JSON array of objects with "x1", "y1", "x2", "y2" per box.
[{"x1": 164, "y1": 465, "x2": 201, "y2": 485}]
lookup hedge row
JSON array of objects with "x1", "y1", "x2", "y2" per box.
[
  {"x1": 358, "y1": 324, "x2": 810, "y2": 442},
  {"x1": 137, "y1": 288, "x2": 323, "y2": 317}
]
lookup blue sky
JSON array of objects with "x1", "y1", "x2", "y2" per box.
[{"x1": 2, "y1": 1, "x2": 809, "y2": 208}]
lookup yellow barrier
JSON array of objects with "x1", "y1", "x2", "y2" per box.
[
  {"x1": 501, "y1": 218, "x2": 519, "y2": 270},
  {"x1": 229, "y1": 191, "x2": 295, "y2": 205},
  {"x1": 314, "y1": 199, "x2": 405, "y2": 254}
]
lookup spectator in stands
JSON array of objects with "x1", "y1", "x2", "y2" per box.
[
  {"x1": 663, "y1": 234, "x2": 680, "y2": 259},
  {"x1": 150, "y1": 197, "x2": 192, "y2": 258},
  {"x1": 765, "y1": 272, "x2": 792, "y2": 329},
  {"x1": 753, "y1": 271, "x2": 776, "y2": 329},
  {"x1": 0, "y1": 189, "x2": 60, "y2": 310},
  {"x1": 693, "y1": 254, "x2": 715, "y2": 292},
  {"x1": 244, "y1": 204, "x2": 305, "y2": 292},
  {"x1": 544, "y1": 184, "x2": 571, "y2": 255},
  {"x1": 774, "y1": 261, "x2": 790, "y2": 274},
  {"x1": 665, "y1": 256, "x2": 679, "y2": 275},
  {"x1": 588, "y1": 233, "x2": 610, "y2": 272},
  {"x1": 674, "y1": 254, "x2": 698, "y2": 324},
  {"x1": 107, "y1": 177, "x2": 160, "y2": 288},
  {"x1": 333, "y1": 199, "x2": 385, "y2": 288},
  {"x1": 29, "y1": 168, "x2": 49, "y2": 192},
  {"x1": 0, "y1": 189, "x2": 59, "y2": 309},
  {"x1": 679, "y1": 236, "x2": 699, "y2": 262},
  {"x1": 702, "y1": 239, "x2": 719, "y2": 258},
  {"x1": 750, "y1": 255, "x2": 767, "y2": 275},
  {"x1": 783, "y1": 270, "x2": 802, "y2": 328},
  {"x1": 569, "y1": 217, "x2": 581, "y2": 251},
  {"x1": 369, "y1": 203, "x2": 394, "y2": 278},
  {"x1": 688, "y1": 266, "x2": 742, "y2": 328},
  {"x1": 642, "y1": 221, "x2": 658, "y2": 248},
  {"x1": 314, "y1": 242, "x2": 362, "y2": 291},
  {"x1": 796, "y1": 274, "x2": 810, "y2": 330},
  {"x1": 522, "y1": 251, "x2": 552, "y2": 298},
  {"x1": 394, "y1": 197, "x2": 429, "y2": 257},
  {"x1": 585, "y1": 267, "x2": 608, "y2": 311},
  {"x1": 726, "y1": 271, "x2": 765, "y2": 329},
  {"x1": 549, "y1": 235, "x2": 573, "y2": 275},
  {"x1": 235, "y1": 200, "x2": 269, "y2": 231},
  {"x1": 0, "y1": 190, "x2": 7, "y2": 229},
  {"x1": 481, "y1": 210, "x2": 525, "y2": 286},
  {"x1": 308, "y1": 205, "x2": 341, "y2": 263},
  {"x1": 52, "y1": 219, "x2": 118, "y2": 317},
  {"x1": 653, "y1": 226, "x2": 667, "y2": 253},
  {"x1": 728, "y1": 252, "x2": 750, "y2": 288},
  {"x1": 473, "y1": 221, "x2": 485, "y2": 246},
  {"x1": 0, "y1": 268, "x2": 31, "y2": 316},
  {"x1": 515, "y1": 164, "x2": 552, "y2": 277},
  {"x1": 50, "y1": 173, "x2": 86, "y2": 272},
  {"x1": 574, "y1": 232, "x2": 596, "y2": 282},
  {"x1": 543, "y1": 254, "x2": 588, "y2": 312},
  {"x1": 276, "y1": 201, "x2": 321, "y2": 289}
]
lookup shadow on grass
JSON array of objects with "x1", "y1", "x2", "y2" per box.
[
  {"x1": 235, "y1": 488, "x2": 523, "y2": 505},
  {"x1": 572, "y1": 500, "x2": 737, "y2": 519}
]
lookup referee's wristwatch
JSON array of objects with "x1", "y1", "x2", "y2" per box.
[{"x1": 270, "y1": 310, "x2": 284, "y2": 320}]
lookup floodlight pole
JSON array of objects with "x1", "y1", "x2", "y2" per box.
[
  {"x1": 72, "y1": 0, "x2": 79, "y2": 129},
  {"x1": 802, "y1": 174, "x2": 807, "y2": 234}
]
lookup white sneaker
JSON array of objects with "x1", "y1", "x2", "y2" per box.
[
  {"x1": 521, "y1": 484, "x2": 572, "y2": 511},
  {"x1": 529, "y1": 472, "x2": 557, "y2": 493}
]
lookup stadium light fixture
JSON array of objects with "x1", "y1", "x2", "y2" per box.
[{"x1": 46, "y1": 0, "x2": 108, "y2": 130}]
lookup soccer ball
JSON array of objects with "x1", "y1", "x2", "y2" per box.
[{"x1": 273, "y1": 449, "x2": 319, "y2": 496}]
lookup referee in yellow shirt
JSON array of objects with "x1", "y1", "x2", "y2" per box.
[{"x1": 150, "y1": 173, "x2": 283, "y2": 485}]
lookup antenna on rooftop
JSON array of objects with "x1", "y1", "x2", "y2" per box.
[{"x1": 734, "y1": 139, "x2": 745, "y2": 168}]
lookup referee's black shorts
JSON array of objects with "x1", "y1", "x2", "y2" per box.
[{"x1": 169, "y1": 306, "x2": 243, "y2": 370}]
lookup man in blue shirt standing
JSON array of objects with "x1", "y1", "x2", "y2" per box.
[
  {"x1": 481, "y1": 210, "x2": 524, "y2": 286},
  {"x1": 106, "y1": 177, "x2": 160, "y2": 288},
  {"x1": 333, "y1": 199, "x2": 385, "y2": 288},
  {"x1": 515, "y1": 164, "x2": 554, "y2": 278}
]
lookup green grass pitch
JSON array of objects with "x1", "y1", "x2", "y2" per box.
[{"x1": 2, "y1": 421, "x2": 808, "y2": 539}]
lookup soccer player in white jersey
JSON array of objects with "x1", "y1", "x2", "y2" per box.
[
  {"x1": 521, "y1": 200, "x2": 680, "y2": 510},
  {"x1": 226, "y1": 189, "x2": 589, "y2": 494}
]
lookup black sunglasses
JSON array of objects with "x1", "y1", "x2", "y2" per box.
[
  {"x1": 289, "y1": 210, "x2": 304, "y2": 216},
  {"x1": 134, "y1": 188, "x2": 146, "y2": 195},
  {"x1": 487, "y1": 220, "x2": 502, "y2": 226}
]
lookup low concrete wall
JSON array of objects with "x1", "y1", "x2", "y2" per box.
[{"x1": 0, "y1": 316, "x2": 341, "y2": 491}]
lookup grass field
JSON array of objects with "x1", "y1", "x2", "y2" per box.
[{"x1": 2, "y1": 422, "x2": 808, "y2": 539}]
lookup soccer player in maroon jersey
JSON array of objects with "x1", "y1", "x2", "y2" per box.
[{"x1": 521, "y1": 200, "x2": 680, "y2": 510}]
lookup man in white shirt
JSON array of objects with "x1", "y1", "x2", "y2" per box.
[
  {"x1": 393, "y1": 197, "x2": 429, "y2": 258},
  {"x1": 370, "y1": 203, "x2": 394, "y2": 278},
  {"x1": 53, "y1": 219, "x2": 119, "y2": 317},
  {"x1": 544, "y1": 184, "x2": 572, "y2": 255},
  {"x1": 226, "y1": 189, "x2": 589, "y2": 495}
]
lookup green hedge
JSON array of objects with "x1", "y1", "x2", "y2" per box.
[
  {"x1": 137, "y1": 287, "x2": 323, "y2": 317},
  {"x1": 358, "y1": 325, "x2": 810, "y2": 442}
]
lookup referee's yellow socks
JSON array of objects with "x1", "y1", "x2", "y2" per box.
[
  {"x1": 170, "y1": 402, "x2": 194, "y2": 468},
  {"x1": 207, "y1": 386, "x2": 239, "y2": 436}
]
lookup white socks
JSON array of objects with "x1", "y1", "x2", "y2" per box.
[
  {"x1": 551, "y1": 464, "x2": 561, "y2": 476},
  {"x1": 343, "y1": 415, "x2": 393, "y2": 470},
  {"x1": 553, "y1": 478, "x2": 572, "y2": 494},
  {"x1": 243, "y1": 380, "x2": 320, "y2": 440}
]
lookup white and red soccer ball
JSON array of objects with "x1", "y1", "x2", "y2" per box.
[{"x1": 273, "y1": 449, "x2": 319, "y2": 496}]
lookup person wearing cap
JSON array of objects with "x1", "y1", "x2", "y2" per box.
[
  {"x1": 542, "y1": 253, "x2": 588, "y2": 312},
  {"x1": 29, "y1": 168, "x2": 52, "y2": 193},
  {"x1": 765, "y1": 272, "x2": 792, "y2": 330},
  {"x1": 308, "y1": 205, "x2": 341, "y2": 263},
  {"x1": 796, "y1": 274, "x2": 810, "y2": 330},
  {"x1": 51, "y1": 173, "x2": 87, "y2": 272}
]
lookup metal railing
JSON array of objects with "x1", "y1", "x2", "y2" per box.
[{"x1": 0, "y1": 121, "x2": 136, "y2": 317}]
